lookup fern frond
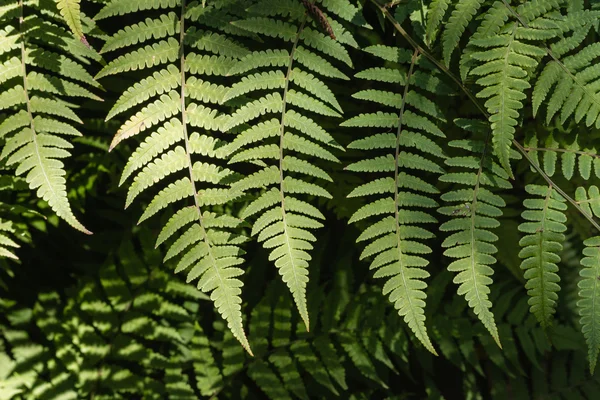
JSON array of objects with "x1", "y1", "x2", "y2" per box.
[
  {"x1": 55, "y1": 0, "x2": 85, "y2": 42},
  {"x1": 442, "y1": 0, "x2": 485, "y2": 66},
  {"x1": 97, "y1": 0, "x2": 253, "y2": 353},
  {"x1": 533, "y1": 42, "x2": 600, "y2": 128},
  {"x1": 225, "y1": 5, "x2": 351, "y2": 331},
  {"x1": 0, "y1": 1, "x2": 96, "y2": 233},
  {"x1": 518, "y1": 184, "x2": 566, "y2": 328},
  {"x1": 343, "y1": 47, "x2": 447, "y2": 355},
  {"x1": 469, "y1": 28, "x2": 546, "y2": 175},
  {"x1": 578, "y1": 236, "x2": 600, "y2": 374},
  {"x1": 426, "y1": 0, "x2": 450, "y2": 46},
  {"x1": 0, "y1": 219, "x2": 20, "y2": 260},
  {"x1": 523, "y1": 131, "x2": 600, "y2": 180},
  {"x1": 438, "y1": 119, "x2": 513, "y2": 347}
]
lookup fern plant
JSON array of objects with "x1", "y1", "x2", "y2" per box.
[{"x1": 4, "y1": 0, "x2": 600, "y2": 397}]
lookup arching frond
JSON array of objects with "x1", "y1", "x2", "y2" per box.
[{"x1": 0, "y1": 0, "x2": 97, "y2": 233}]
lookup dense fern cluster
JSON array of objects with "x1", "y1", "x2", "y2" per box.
[{"x1": 2, "y1": 0, "x2": 600, "y2": 398}]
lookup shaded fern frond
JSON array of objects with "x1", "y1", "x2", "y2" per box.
[
  {"x1": 343, "y1": 47, "x2": 449, "y2": 355},
  {"x1": 438, "y1": 119, "x2": 515, "y2": 347},
  {"x1": 518, "y1": 184, "x2": 566, "y2": 328},
  {"x1": 0, "y1": 241, "x2": 206, "y2": 397},
  {"x1": 469, "y1": 26, "x2": 546, "y2": 175},
  {"x1": 0, "y1": 218, "x2": 19, "y2": 260},
  {"x1": 533, "y1": 42, "x2": 600, "y2": 128},
  {"x1": 0, "y1": 1, "x2": 97, "y2": 233},
  {"x1": 96, "y1": 0, "x2": 253, "y2": 353},
  {"x1": 224, "y1": 2, "x2": 349, "y2": 331},
  {"x1": 442, "y1": 0, "x2": 485, "y2": 66},
  {"x1": 579, "y1": 236, "x2": 600, "y2": 374}
]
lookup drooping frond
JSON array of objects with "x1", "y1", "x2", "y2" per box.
[
  {"x1": 438, "y1": 119, "x2": 514, "y2": 347},
  {"x1": 469, "y1": 26, "x2": 546, "y2": 175},
  {"x1": 518, "y1": 184, "x2": 566, "y2": 328},
  {"x1": 426, "y1": 0, "x2": 451, "y2": 46},
  {"x1": 95, "y1": 0, "x2": 253, "y2": 354},
  {"x1": 0, "y1": 0, "x2": 98, "y2": 233},
  {"x1": 223, "y1": 1, "x2": 349, "y2": 330},
  {"x1": 343, "y1": 46, "x2": 449, "y2": 355},
  {"x1": 579, "y1": 236, "x2": 600, "y2": 374},
  {"x1": 55, "y1": 0, "x2": 85, "y2": 43}
]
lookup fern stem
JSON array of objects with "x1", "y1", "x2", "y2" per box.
[
  {"x1": 369, "y1": 0, "x2": 600, "y2": 234},
  {"x1": 276, "y1": 15, "x2": 310, "y2": 331}
]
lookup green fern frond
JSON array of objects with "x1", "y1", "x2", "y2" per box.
[
  {"x1": 0, "y1": 0, "x2": 96, "y2": 233},
  {"x1": 469, "y1": 29, "x2": 546, "y2": 175},
  {"x1": 533, "y1": 42, "x2": 600, "y2": 128},
  {"x1": 438, "y1": 119, "x2": 513, "y2": 347},
  {"x1": 55, "y1": 0, "x2": 85, "y2": 43},
  {"x1": 442, "y1": 0, "x2": 485, "y2": 66},
  {"x1": 0, "y1": 219, "x2": 20, "y2": 260},
  {"x1": 575, "y1": 185, "x2": 600, "y2": 220},
  {"x1": 96, "y1": 0, "x2": 253, "y2": 354},
  {"x1": 518, "y1": 184, "x2": 566, "y2": 328},
  {"x1": 343, "y1": 47, "x2": 448, "y2": 355},
  {"x1": 578, "y1": 236, "x2": 600, "y2": 374},
  {"x1": 524, "y1": 131, "x2": 600, "y2": 180},
  {"x1": 223, "y1": 3, "x2": 351, "y2": 332}
]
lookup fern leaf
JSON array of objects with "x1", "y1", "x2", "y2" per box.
[
  {"x1": 225, "y1": 7, "x2": 353, "y2": 331},
  {"x1": 55, "y1": 0, "x2": 85, "y2": 42},
  {"x1": 97, "y1": 1, "x2": 253, "y2": 354},
  {"x1": 438, "y1": 120, "x2": 511, "y2": 347},
  {"x1": 579, "y1": 236, "x2": 600, "y2": 374},
  {"x1": 442, "y1": 0, "x2": 485, "y2": 66},
  {"x1": 470, "y1": 30, "x2": 545, "y2": 175},
  {"x1": 426, "y1": 0, "x2": 451, "y2": 45},
  {"x1": 344, "y1": 49, "x2": 444, "y2": 354},
  {"x1": 518, "y1": 184, "x2": 566, "y2": 328}
]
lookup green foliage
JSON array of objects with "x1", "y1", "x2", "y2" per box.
[
  {"x1": 0, "y1": 0, "x2": 98, "y2": 233},
  {"x1": 223, "y1": 0, "x2": 349, "y2": 331},
  {"x1": 2, "y1": 0, "x2": 600, "y2": 398},
  {"x1": 438, "y1": 119, "x2": 511, "y2": 346},
  {"x1": 518, "y1": 184, "x2": 566, "y2": 328}
]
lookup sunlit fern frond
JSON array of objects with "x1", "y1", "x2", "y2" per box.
[
  {"x1": 518, "y1": 184, "x2": 566, "y2": 328},
  {"x1": 343, "y1": 46, "x2": 451, "y2": 355},
  {"x1": 95, "y1": 0, "x2": 253, "y2": 354},
  {"x1": 0, "y1": 0, "x2": 101, "y2": 233},
  {"x1": 223, "y1": 0, "x2": 352, "y2": 331}
]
